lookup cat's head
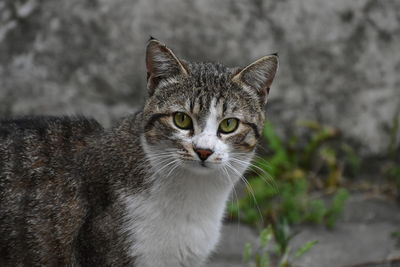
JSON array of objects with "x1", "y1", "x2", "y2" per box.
[{"x1": 141, "y1": 39, "x2": 278, "y2": 182}]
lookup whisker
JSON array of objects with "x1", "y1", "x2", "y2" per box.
[
  {"x1": 166, "y1": 160, "x2": 181, "y2": 178},
  {"x1": 220, "y1": 165, "x2": 241, "y2": 230},
  {"x1": 229, "y1": 158, "x2": 278, "y2": 193},
  {"x1": 149, "y1": 158, "x2": 180, "y2": 181},
  {"x1": 225, "y1": 162, "x2": 265, "y2": 226}
]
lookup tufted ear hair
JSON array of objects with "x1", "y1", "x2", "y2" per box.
[
  {"x1": 145, "y1": 38, "x2": 188, "y2": 96},
  {"x1": 232, "y1": 54, "x2": 278, "y2": 105}
]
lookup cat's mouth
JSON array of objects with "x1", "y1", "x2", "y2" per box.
[{"x1": 180, "y1": 159, "x2": 223, "y2": 173}]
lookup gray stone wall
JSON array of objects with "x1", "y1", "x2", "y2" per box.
[{"x1": 1, "y1": 0, "x2": 399, "y2": 154}]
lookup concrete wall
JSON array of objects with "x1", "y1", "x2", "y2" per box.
[{"x1": 1, "y1": 0, "x2": 399, "y2": 154}]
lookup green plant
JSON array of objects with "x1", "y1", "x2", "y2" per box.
[
  {"x1": 229, "y1": 121, "x2": 351, "y2": 228},
  {"x1": 341, "y1": 144, "x2": 361, "y2": 177},
  {"x1": 243, "y1": 226, "x2": 273, "y2": 267},
  {"x1": 387, "y1": 107, "x2": 400, "y2": 202},
  {"x1": 391, "y1": 231, "x2": 400, "y2": 247},
  {"x1": 294, "y1": 240, "x2": 318, "y2": 258},
  {"x1": 384, "y1": 108, "x2": 400, "y2": 202},
  {"x1": 325, "y1": 188, "x2": 349, "y2": 229},
  {"x1": 387, "y1": 107, "x2": 400, "y2": 160},
  {"x1": 386, "y1": 165, "x2": 400, "y2": 202},
  {"x1": 243, "y1": 226, "x2": 317, "y2": 267},
  {"x1": 304, "y1": 199, "x2": 326, "y2": 224}
]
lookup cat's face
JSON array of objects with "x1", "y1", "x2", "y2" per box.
[{"x1": 141, "y1": 39, "x2": 278, "y2": 181}]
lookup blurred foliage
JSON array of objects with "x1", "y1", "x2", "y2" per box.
[
  {"x1": 325, "y1": 189, "x2": 349, "y2": 229},
  {"x1": 243, "y1": 227, "x2": 273, "y2": 267},
  {"x1": 231, "y1": 120, "x2": 355, "y2": 266},
  {"x1": 387, "y1": 107, "x2": 400, "y2": 160},
  {"x1": 385, "y1": 108, "x2": 400, "y2": 202},
  {"x1": 386, "y1": 165, "x2": 400, "y2": 201},
  {"x1": 392, "y1": 231, "x2": 400, "y2": 248},
  {"x1": 243, "y1": 226, "x2": 317, "y2": 267},
  {"x1": 229, "y1": 120, "x2": 352, "y2": 230},
  {"x1": 238, "y1": 109, "x2": 399, "y2": 267},
  {"x1": 386, "y1": 108, "x2": 400, "y2": 238}
]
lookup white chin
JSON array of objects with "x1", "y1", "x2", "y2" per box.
[{"x1": 182, "y1": 160, "x2": 220, "y2": 174}]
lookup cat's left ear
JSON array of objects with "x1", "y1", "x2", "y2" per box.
[
  {"x1": 146, "y1": 38, "x2": 188, "y2": 96},
  {"x1": 232, "y1": 54, "x2": 278, "y2": 105}
]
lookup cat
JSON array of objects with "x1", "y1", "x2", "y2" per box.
[{"x1": 0, "y1": 38, "x2": 278, "y2": 267}]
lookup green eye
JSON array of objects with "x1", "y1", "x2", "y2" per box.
[
  {"x1": 219, "y1": 118, "x2": 239, "y2": 134},
  {"x1": 173, "y1": 112, "x2": 193, "y2": 130}
]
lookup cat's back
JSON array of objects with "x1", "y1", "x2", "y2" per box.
[
  {"x1": 0, "y1": 115, "x2": 103, "y2": 180},
  {"x1": 0, "y1": 115, "x2": 102, "y2": 139},
  {"x1": 0, "y1": 115, "x2": 103, "y2": 266}
]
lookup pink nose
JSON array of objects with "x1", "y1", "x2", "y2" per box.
[{"x1": 194, "y1": 148, "x2": 214, "y2": 161}]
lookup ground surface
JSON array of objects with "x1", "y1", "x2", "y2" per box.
[{"x1": 209, "y1": 193, "x2": 400, "y2": 267}]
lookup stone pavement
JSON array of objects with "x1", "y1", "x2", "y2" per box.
[{"x1": 209, "y1": 194, "x2": 400, "y2": 267}]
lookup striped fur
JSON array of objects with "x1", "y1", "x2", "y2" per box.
[{"x1": 0, "y1": 39, "x2": 278, "y2": 266}]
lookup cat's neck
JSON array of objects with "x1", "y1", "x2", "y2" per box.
[
  {"x1": 120, "y1": 166, "x2": 236, "y2": 266},
  {"x1": 148, "y1": 168, "x2": 234, "y2": 215}
]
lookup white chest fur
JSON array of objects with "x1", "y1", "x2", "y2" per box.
[{"x1": 120, "y1": 172, "x2": 234, "y2": 267}]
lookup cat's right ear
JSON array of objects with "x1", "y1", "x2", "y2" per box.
[
  {"x1": 232, "y1": 54, "x2": 278, "y2": 105},
  {"x1": 146, "y1": 38, "x2": 188, "y2": 96}
]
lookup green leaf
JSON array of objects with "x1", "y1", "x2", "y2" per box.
[
  {"x1": 391, "y1": 231, "x2": 400, "y2": 238},
  {"x1": 258, "y1": 252, "x2": 270, "y2": 267},
  {"x1": 294, "y1": 240, "x2": 318, "y2": 258},
  {"x1": 243, "y1": 243, "x2": 252, "y2": 263},
  {"x1": 305, "y1": 200, "x2": 327, "y2": 224},
  {"x1": 263, "y1": 121, "x2": 284, "y2": 154},
  {"x1": 326, "y1": 189, "x2": 349, "y2": 228},
  {"x1": 259, "y1": 226, "x2": 273, "y2": 248}
]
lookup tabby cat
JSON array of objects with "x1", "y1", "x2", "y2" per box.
[{"x1": 0, "y1": 38, "x2": 278, "y2": 266}]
